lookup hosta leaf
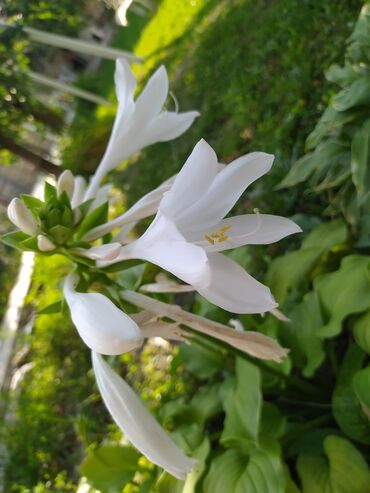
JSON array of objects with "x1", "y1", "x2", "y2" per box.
[
  {"x1": 37, "y1": 300, "x2": 63, "y2": 315},
  {"x1": 332, "y1": 76, "x2": 370, "y2": 112},
  {"x1": 353, "y1": 366, "x2": 370, "y2": 421},
  {"x1": 1, "y1": 231, "x2": 29, "y2": 249},
  {"x1": 179, "y1": 342, "x2": 224, "y2": 379},
  {"x1": 79, "y1": 444, "x2": 139, "y2": 493},
  {"x1": 353, "y1": 310, "x2": 370, "y2": 354},
  {"x1": 204, "y1": 445, "x2": 284, "y2": 493},
  {"x1": 332, "y1": 345, "x2": 370, "y2": 444},
  {"x1": 221, "y1": 358, "x2": 261, "y2": 451},
  {"x1": 351, "y1": 118, "x2": 370, "y2": 196},
  {"x1": 297, "y1": 435, "x2": 370, "y2": 493},
  {"x1": 301, "y1": 219, "x2": 347, "y2": 250},
  {"x1": 306, "y1": 107, "x2": 357, "y2": 150},
  {"x1": 182, "y1": 438, "x2": 210, "y2": 493},
  {"x1": 314, "y1": 255, "x2": 370, "y2": 338}
]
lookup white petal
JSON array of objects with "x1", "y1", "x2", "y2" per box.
[
  {"x1": 141, "y1": 321, "x2": 186, "y2": 342},
  {"x1": 102, "y1": 214, "x2": 210, "y2": 288},
  {"x1": 121, "y1": 290, "x2": 287, "y2": 362},
  {"x1": 7, "y1": 198, "x2": 38, "y2": 236},
  {"x1": 71, "y1": 176, "x2": 87, "y2": 208},
  {"x1": 177, "y1": 152, "x2": 274, "y2": 232},
  {"x1": 160, "y1": 139, "x2": 218, "y2": 218},
  {"x1": 195, "y1": 253, "x2": 277, "y2": 314},
  {"x1": 187, "y1": 214, "x2": 302, "y2": 252},
  {"x1": 114, "y1": 58, "x2": 136, "y2": 114},
  {"x1": 89, "y1": 184, "x2": 111, "y2": 212},
  {"x1": 57, "y1": 170, "x2": 75, "y2": 199},
  {"x1": 63, "y1": 274, "x2": 142, "y2": 355},
  {"x1": 73, "y1": 243, "x2": 122, "y2": 261},
  {"x1": 92, "y1": 352, "x2": 195, "y2": 478},
  {"x1": 37, "y1": 234, "x2": 56, "y2": 252},
  {"x1": 134, "y1": 65, "x2": 169, "y2": 124},
  {"x1": 144, "y1": 110, "x2": 200, "y2": 143}
]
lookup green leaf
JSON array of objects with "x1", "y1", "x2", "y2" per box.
[
  {"x1": 48, "y1": 225, "x2": 73, "y2": 245},
  {"x1": 332, "y1": 345, "x2": 370, "y2": 444},
  {"x1": 332, "y1": 76, "x2": 370, "y2": 111},
  {"x1": 351, "y1": 118, "x2": 370, "y2": 196},
  {"x1": 75, "y1": 202, "x2": 109, "y2": 240},
  {"x1": 284, "y1": 291, "x2": 325, "y2": 377},
  {"x1": 44, "y1": 181, "x2": 57, "y2": 201},
  {"x1": 301, "y1": 219, "x2": 347, "y2": 250},
  {"x1": 306, "y1": 107, "x2": 357, "y2": 150},
  {"x1": 203, "y1": 445, "x2": 284, "y2": 493},
  {"x1": 179, "y1": 342, "x2": 224, "y2": 379},
  {"x1": 189, "y1": 384, "x2": 222, "y2": 426},
  {"x1": 1, "y1": 230, "x2": 29, "y2": 249},
  {"x1": 182, "y1": 438, "x2": 210, "y2": 493},
  {"x1": 37, "y1": 300, "x2": 63, "y2": 315},
  {"x1": 20, "y1": 194, "x2": 44, "y2": 213},
  {"x1": 353, "y1": 366, "x2": 370, "y2": 421},
  {"x1": 221, "y1": 358, "x2": 261, "y2": 451},
  {"x1": 297, "y1": 435, "x2": 370, "y2": 493},
  {"x1": 79, "y1": 444, "x2": 140, "y2": 493},
  {"x1": 314, "y1": 255, "x2": 370, "y2": 338},
  {"x1": 100, "y1": 259, "x2": 144, "y2": 273},
  {"x1": 116, "y1": 263, "x2": 147, "y2": 290},
  {"x1": 353, "y1": 310, "x2": 370, "y2": 354}
]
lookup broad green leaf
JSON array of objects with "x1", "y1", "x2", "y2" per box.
[
  {"x1": 189, "y1": 384, "x2": 222, "y2": 426},
  {"x1": 155, "y1": 473, "x2": 183, "y2": 493},
  {"x1": 75, "y1": 202, "x2": 109, "y2": 239},
  {"x1": 332, "y1": 345, "x2": 370, "y2": 444},
  {"x1": 79, "y1": 444, "x2": 139, "y2": 493},
  {"x1": 284, "y1": 465, "x2": 301, "y2": 493},
  {"x1": 306, "y1": 107, "x2": 357, "y2": 150},
  {"x1": 353, "y1": 366, "x2": 370, "y2": 421},
  {"x1": 297, "y1": 435, "x2": 370, "y2": 493},
  {"x1": 221, "y1": 358, "x2": 261, "y2": 451},
  {"x1": 116, "y1": 263, "x2": 147, "y2": 290},
  {"x1": 332, "y1": 76, "x2": 370, "y2": 111},
  {"x1": 325, "y1": 62, "x2": 358, "y2": 88},
  {"x1": 314, "y1": 255, "x2": 370, "y2": 338},
  {"x1": 353, "y1": 310, "x2": 370, "y2": 354},
  {"x1": 284, "y1": 291, "x2": 325, "y2": 377},
  {"x1": 1, "y1": 230, "x2": 29, "y2": 249},
  {"x1": 301, "y1": 219, "x2": 347, "y2": 250},
  {"x1": 278, "y1": 152, "x2": 321, "y2": 188},
  {"x1": 37, "y1": 300, "x2": 63, "y2": 315},
  {"x1": 260, "y1": 402, "x2": 286, "y2": 440},
  {"x1": 179, "y1": 342, "x2": 224, "y2": 379},
  {"x1": 204, "y1": 445, "x2": 284, "y2": 493},
  {"x1": 351, "y1": 118, "x2": 370, "y2": 196},
  {"x1": 182, "y1": 438, "x2": 210, "y2": 493}
]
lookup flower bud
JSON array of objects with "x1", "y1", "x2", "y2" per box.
[
  {"x1": 37, "y1": 234, "x2": 56, "y2": 252},
  {"x1": 57, "y1": 170, "x2": 74, "y2": 199},
  {"x1": 7, "y1": 198, "x2": 38, "y2": 236}
]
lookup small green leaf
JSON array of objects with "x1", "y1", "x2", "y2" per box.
[
  {"x1": 78, "y1": 199, "x2": 95, "y2": 217},
  {"x1": 20, "y1": 194, "x2": 44, "y2": 212},
  {"x1": 353, "y1": 366, "x2": 370, "y2": 421},
  {"x1": 38, "y1": 300, "x2": 63, "y2": 315},
  {"x1": 75, "y1": 202, "x2": 109, "y2": 239},
  {"x1": 306, "y1": 107, "x2": 356, "y2": 150},
  {"x1": 48, "y1": 225, "x2": 73, "y2": 245},
  {"x1": 1, "y1": 231, "x2": 29, "y2": 249},
  {"x1": 79, "y1": 444, "x2": 140, "y2": 493},
  {"x1": 332, "y1": 76, "x2": 370, "y2": 111},
  {"x1": 116, "y1": 263, "x2": 147, "y2": 290},
  {"x1": 44, "y1": 181, "x2": 57, "y2": 201},
  {"x1": 353, "y1": 310, "x2": 370, "y2": 354}
]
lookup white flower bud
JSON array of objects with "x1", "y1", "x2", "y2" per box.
[
  {"x1": 57, "y1": 170, "x2": 75, "y2": 199},
  {"x1": 7, "y1": 198, "x2": 38, "y2": 236},
  {"x1": 37, "y1": 235, "x2": 56, "y2": 252}
]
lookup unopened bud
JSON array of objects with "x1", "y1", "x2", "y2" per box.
[
  {"x1": 57, "y1": 170, "x2": 74, "y2": 199},
  {"x1": 7, "y1": 198, "x2": 38, "y2": 236},
  {"x1": 37, "y1": 234, "x2": 56, "y2": 252}
]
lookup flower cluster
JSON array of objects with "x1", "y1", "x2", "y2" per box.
[{"x1": 4, "y1": 59, "x2": 301, "y2": 478}]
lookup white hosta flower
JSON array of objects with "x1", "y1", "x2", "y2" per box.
[
  {"x1": 72, "y1": 242, "x2": 122, "y2": 261},
  {"x1": 100, "y1": 139, "x2": 301, "y2": 313},
  {"x1": 71, "y1": 176, "x2": 87, "y2": 209},
  {"x1": 56, "y1": 169, "x2": 75, "y2": 199},
  {"x1": 7, "y1": 198, "x2": 38, "y2": 236},
  {"x1": 63, "y1": 274, "x2": 143, "y2": 355},
  {"x1": 84, "y1": 59, "x2": 199, "y2": 200},
  {"x1": 92, "y1": 352, "x2": 196, "y2": 479},
  {"x1": 140, "y1": 273, "x2": 194, "y2": 293}
]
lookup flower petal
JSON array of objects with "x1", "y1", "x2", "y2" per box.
[
  {"x1": 92, "y1": 352, "x2": 196, "y2": 479},
  {"x1": 187, "y1": 214, "x2": 302, "y2": 252},
  {"x1": 177, "y1": 152, "x2": 274, "y2": 232},
  {"x1": 73, "y1": 242, "x2": 122, "y2": 261},
  {"x1": 114, "y1": 58, "x2": 136, "y2": 114},
  {"x1": 195, "y1": 253, "x2": 277, "y2": 314},
  {"x1": 144, "y1": 110, "x2": 200, "y2": 143},
  {"x1": 63, "y1": 274, "x2": 142, "y2": 355},
  {"x1": 71, "y1": 176, "x2": 87, "y2": 208},
  {"x1": 7, "y1": 198, "x2": 38, "y2": 236},
  {"x1": 133, "y1": 65, "x2": 169, "y2": 124},
  {"x1": 160, "y1": 139, "x2": 218, "y2": 218},
  {"x1": 102, "y1": 214, "x2": 210, "y2": 288}
]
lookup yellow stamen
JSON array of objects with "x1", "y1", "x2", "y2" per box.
[
  {"x1": 204, "y1": 234, "x2": 215, "y2": 245},
  {"x1": 218, "y1": 235, "x2": 228, "y2": 243},
  {"x1": 205, "y1": 225, "x2": 231, "y2": 245}
]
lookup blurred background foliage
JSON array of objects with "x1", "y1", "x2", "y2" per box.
[{"x1": 1, "y1": 0, "x2": 370, "y2": 492}]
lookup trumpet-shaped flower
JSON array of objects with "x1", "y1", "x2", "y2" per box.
[
  {"x1": 100, "y1": 139, "x2": 301, "y2": 313},
  {"x1": 85, "y1": 59, "x2": 199, "y2": 200},
  {"x1": 63, "y1": 274, "x2": 143, "y2": 355}
]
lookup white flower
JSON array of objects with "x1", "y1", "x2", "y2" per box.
[
  {"x1": 56, "y1": 170, "x2": 75, "y2": 199},
  {"x1": 63, "y1": 274, "x2": 143, "y2": 355},
  {"x1": 84, "y1": 59, "x2": 199, "y2": 200},
  {"x1": 99, "y1": 139, "x2": 301, "y2": 313},
  {"x1": 37, "y1": 235, "x2": 56, "y2": 252},
  {"x1": 92, "y1": 352, "x2": 196, "y2": 479},
  {"x1": 7, "y1": 198, "x2": 38, "y2": 236}
]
